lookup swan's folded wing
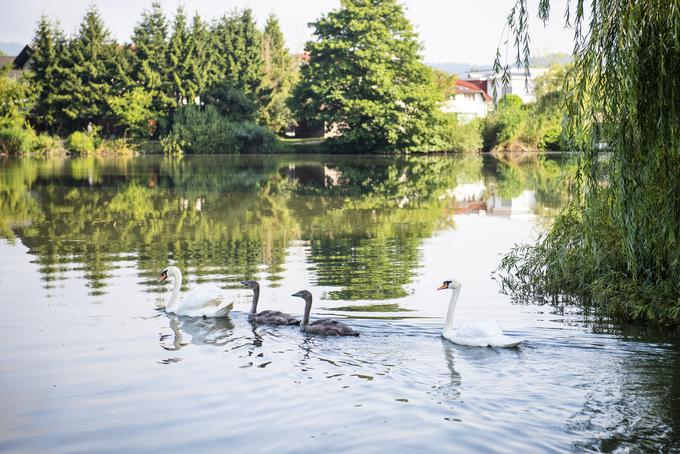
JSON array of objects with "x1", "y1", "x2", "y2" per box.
[
  {"x1": 182, "y1": 285, "x2": 225, "y2": 310},
  {"x1": 454, "y1": 320, "x2": 504, "y2": 339}
]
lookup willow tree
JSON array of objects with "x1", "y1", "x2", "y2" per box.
[{"x1": 497, "y1": 1, "x2": 680, "y2": 322}]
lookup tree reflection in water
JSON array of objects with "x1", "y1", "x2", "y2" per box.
[{"x1": 0, "y1": 153, "x2": 573, "y2": 301}]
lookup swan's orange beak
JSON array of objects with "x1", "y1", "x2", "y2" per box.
[
  {"x1": 437, "y1": 283, "x2": 448, "y2": 290},
  {"x1": 159, "y1": 274, "x2": 167, "y2": 282}
]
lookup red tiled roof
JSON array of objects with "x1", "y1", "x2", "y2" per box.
[{"x1": 455, "y1": 79, "x2": 491, "y2": 101}]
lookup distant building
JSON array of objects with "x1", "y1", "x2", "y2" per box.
[
  {"x1": 1, "y1": 45, "x2": 33, "y2": 79},
  {"x1": 468, "y1": 67, "x2": 549, "y2": 103},
  {"x1": 441, "y1": 79, "x2": 493, "y2": 123}
]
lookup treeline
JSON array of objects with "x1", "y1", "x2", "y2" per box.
[
  {"x1": 2, "y1": 2, "x2": 296, "y2": 153},
  {"x1": 1, "y1": 0, "x2": 567, "y2": 155}
]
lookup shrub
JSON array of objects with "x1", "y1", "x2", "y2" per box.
[
  {"x1": 203, "y1": 81, "x2": 257, "y2": 123},
  {"x1": 0, "y1": 124, "x2": 38, "y2": 154},
  {"x1": 98, "y1": 138, "x2": 136, "y2": 155},
  {"x1": 65, "y1": 130, "x2": 98, "y2": 154},
  {"x1": 439, "y1": 115, "x2": 483, "y2": 152},
  {"x1": 35, "y1": 134, "x2": 64, "y2": 154},
  {"x1": 166, "y1": 105, "x2": 280, "y2": 154}
]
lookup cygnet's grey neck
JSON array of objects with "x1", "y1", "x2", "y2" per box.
[
  {"x1": 302, "y1": 296, "x2": 313, "y2": 326},
  {"x1": 249, "y1": 285, "x2": 260, "y2": 314}
]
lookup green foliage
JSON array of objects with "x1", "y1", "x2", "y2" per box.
[
  {"x1": 483, "y1": 94, "x2": 526, "y2": 147},
  {"x1": 187, "y1": 14, "x2": 216, "y2": 97},
  {"x1": 35, "y1": 134, "x2": 64, "y2": 153},
  {"x1": 28, "y1": 15, "x2": 72, "y2": 133},
  {"x1": 496, "y1": 0, "x2": 680, "y2": 323},
  {"x1": 0, "y1": 123, "x2": 38, "y2": 154},
  {"x1": 166, "y1": 105, "x2": 279, "y2": 154},
  {"x1": 107, "y1": 87, "x2": 154, "y2": 138},
  {"x1": 483, "y1": 87, "x2": 564, "y2": 152},
  {"x1": 260, "y1": 14, "x2": 297, "y2": 133},
  {"x1": 203, "y1": 80, "x2": 257, "y2": 122},
  {"x1": 213, "y1": 9, "x2": 264, "y2": 99},
  {"x1": 439, "y1": 115, "x2": 483, "y2": 152},
  {"x1": 64, "y1": 5, "x2": 119, "y2": 132},
  {"x1": 0, "y1": 69, "x2": 32, "y2": 124},
  {"x1": 290, "y1": 0, "x2": 444, "y2": 152},
  {"x1": 166, "y1": 6, "x2": 195, "y2": 107},
  {"x1": 131, "y1": 1, "x2": 172, "y2": 125},
  {"x1": 65, "y1": 130, "x2": 98, "y2": 154}
]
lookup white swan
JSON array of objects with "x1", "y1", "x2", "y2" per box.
[
  {"x1": 438, "y1": 279, "x2": 521, "y2": 348},
  {"x1": 159, "y1": 266, "x2": 233, "y2": 318}
]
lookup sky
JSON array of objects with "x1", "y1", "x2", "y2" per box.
[{"x1": 0, "y1": 0, "x2": 575, "y2": 64}]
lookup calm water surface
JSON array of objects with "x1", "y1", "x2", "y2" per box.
[{"x1": 0, "y1": 154, "x2": 678, "y2": 453}]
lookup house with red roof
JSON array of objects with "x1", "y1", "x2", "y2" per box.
[{"x1": 441, "y1": 79, "x2": 493, "y2": 123}]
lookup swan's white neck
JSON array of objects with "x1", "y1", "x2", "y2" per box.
[
  {"x1": 443, "y1": 287, "x2": 461, "y2": 332},
  {"x1": 167, "y1": 269, "x2": 182, "y2": 312}
]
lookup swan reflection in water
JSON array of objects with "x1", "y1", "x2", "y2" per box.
[
  {"x1": 160, "y1": 315, "x2": 235, "y2": 351},
  {"x1": 439, "y1": 339, "x2": 462, "y2": 402}
]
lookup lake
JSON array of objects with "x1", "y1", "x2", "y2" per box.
[{"x1": 0, "y1": 153, "x2": 678, "y2": 453}]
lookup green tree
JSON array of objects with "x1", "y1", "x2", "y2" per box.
[
  {"x1": 187, "y1": 13, "x2": 215, "y2": 97},
  {"x1": 0, "y1": 65, "x2": 32, "y2": 125},
  {"x1": 203, "y1": 80, "x2": 257, "y2": 122},
  {"x1": 213, "y1": 9, "x2": 264, "y2": 99},
  {"x1": 213, "y1": 12, "x2": 241, "y2": 83},
  {"x1": 290, "y1": 0, "x2": 444, "y2": 152},
  {"x1": 131, "y1": 1, "x2": 171, "y2": 129},
  {"x1": 28, "y1": 15, "x2": 72, "y2": 133},
  {"x1": 261, "y1": 14, "x2": 296, "y2": 133},
  {"x1": 167, "y1": 6, "x2": 195, "y2": 107},
  {"x1": 64, "y1": 5, "x2": 117, "y2": 132},
  {"x1": 107, "y1": 87, "x2": 153, "y2": 137}
]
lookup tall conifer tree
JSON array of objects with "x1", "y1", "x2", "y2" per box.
[
  {"x1": 167, "y1": 6, "x2": 193, "y2": 107},
  {"x1": 213, "y1": 12, "x2": 241, "y2": 83},
  {"x1": 65, "y1": 5, "x2": 116, "y2": 131},
  {"x1": 187, "y1": 13, "x2": 215, "y2": 99},
  {"x1": 131, "y1": 1, "x2": 171, "y2": 124},
  {"x1": 261, "y1": 14, "x2": 296, "y2": 132},
  {"x1": 213, "y1": 9, "x2": 264, "y2": 98},
  {"x1": 29, "y1": 16, "x2": 71, "y2": 133},
  {"x1": 238, "y1": 9, "x2": 264, "y2": 97}
]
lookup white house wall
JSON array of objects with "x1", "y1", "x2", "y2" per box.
[
  {"x1": 468, "y1": 68, "x2": 548, "y2": 104},
  {"x1": 442, "y1": 93, "x2": 489, "y2": 123}
]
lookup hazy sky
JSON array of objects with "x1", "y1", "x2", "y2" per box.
[{"x1": 0, "y1": 0, "x2": 575, "y2": 64}]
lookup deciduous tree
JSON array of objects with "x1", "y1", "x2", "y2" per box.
[{"x1": 290, "y1": 0, "x2": 443, "y2": 152}]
